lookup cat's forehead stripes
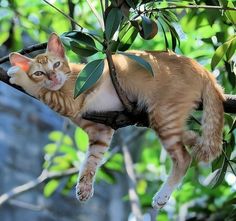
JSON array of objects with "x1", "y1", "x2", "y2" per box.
[
  {"x1": 36, "y1": 55, "x2": 48, "y2": 64},
  {"x1": 34, "y1": 55, "x2": 57, "y2": 71}
]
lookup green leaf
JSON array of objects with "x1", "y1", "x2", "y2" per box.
[
  {"x1": 62, "y1": 31, "x2": 96, "y2": 48},
  {"x1": 48, "y1": 131, "x2": 73, "y2": 146},
  {"x1": 59, "y1": 145, "x2": 78, "y2": 161},
  {"x1": 209, "y1": 143, "x2": 233, "y2": 188},
  {"x1": 118, "y1": 24, "x2": 138, "y2": 51},
  {"x1": 211, "y1": 42, "x2": 231, "y2": 69},
  {"x1": 125, "y1": 0, "x2": 136, "y2": 9},
  {"x1": 211, "y1": 36, "x2": 236, "y2": 69},
  {"x1": 137, "y1": 179, "x2": 147, "y2": 195},
  {"x1": 212, "y1": 153, "x2": 224, "y2": 172},
  {"x1": 105, "y1": 8, "x2": 123, "y2": 40},
  {"x1": 160, "y1": 14, "x2": 180, "y2": 50},
  {"x1": 209, "y1": 162, "x2": 227, "y2": 188},
  {"x1": 226, "y1": 38, "x2": 236, "y2": 61},
  {"x1": 225, "y1": 2, "x2": 236, "y2": 24},
  {"x1": 53, "y1": 155, "x2": 71, "y2": 164},
  {"x1": 44, "y1": 143, "x2": 57, "y2": 154},
  {"x1": 141, "y1": 16, "x2": 153, "y2": 39},
  {"x1": 105, "y1": 153, "x2": 123, "y2": 171},
  {"x1": 74, "y1": 127, "x2": 89, "y2": 151},
  {"x1": 70, "y1": 41, "x2": 98, "y2": 57},
  {"x1": 163, "y1": 10, "x2": 178, "y2": 22},
  {"x1": 60, "y1": 36, "x2": 71, "y2": 48},
  {"x1": 170, "y1": 27, "x2": 177, "y2": 51},
  {"x1": 97, "y1": 169, "x2": 116, "y2": 184},
  {"x1": 62, "y1": 31, "x2": 99, "y2": 57},
  {"x1": 118, "y1": 52, "x2": 154, "y2": 76},
  {"x1": 225, "y1": 61, "x2": 236, "y2": 89},
  {"x1": 74, "y1": 59, "x2": 105, "y2": 98},
  {"x1": 229, "y1": 118, "x2": 236, "y2": 134},
  {"x1": 218, "y1": 0, "x2": 227, "y2": 7},
  {"x1": 44, "y1": 179, "x2": 60, "y2": 197},
  {"x1": 158, "y1": 20, "x2": 169, "y2": 50}
]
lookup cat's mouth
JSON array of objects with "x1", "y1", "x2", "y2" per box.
[{"x1": 44, "y1": 74, "x2": 67, "y2": 91}]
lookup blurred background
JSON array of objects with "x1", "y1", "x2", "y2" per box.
[{"x1": 0, "y1": 0, "x2": 235, "y2": 221}]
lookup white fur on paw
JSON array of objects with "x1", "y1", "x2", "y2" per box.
[
  {"x1": 9, "y1": 77, "x2": 18, "y2": 85},
  {"x1": 152, "y1": 186, "x2": 172, "y2": 209},
  {"x1": 7, "y1": 66, "x2": 21, "y2": 77},
  {"x1": 76, "y1": 174, "x2": 94, "y2": 202}
]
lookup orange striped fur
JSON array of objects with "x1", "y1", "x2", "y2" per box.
[{"x1": 9, "y1": 33, "x2": 225, "y2": 209}]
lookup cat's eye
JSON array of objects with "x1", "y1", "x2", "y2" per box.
[
  {"x1": 33, "y1": 71, "x2": 44, "y2": 76},
  {"x1": 53, "y1": 61, "x2": 61, "y2": 69}
]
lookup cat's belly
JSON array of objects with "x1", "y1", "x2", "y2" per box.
[
  {"x1": 85, "y1": 90, "x2": 124, "y2": 112},
  {"x1": 84, "y1": 78, "x2": 124, "y2": 112}
]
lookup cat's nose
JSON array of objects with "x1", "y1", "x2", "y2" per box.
[{"x1": 47, "y1": 71, "x2": 56, "y2": 80}]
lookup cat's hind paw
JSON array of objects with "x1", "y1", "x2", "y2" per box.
[
  {"x1": 76, "y1": 174, "x2": 94, "y2": 202},
  {"x1": 152, "y1": 193, "x2": 170, "y2": 209},
  {"x1": 152, "y1": 185, "x2": 172, "y2": 209}
]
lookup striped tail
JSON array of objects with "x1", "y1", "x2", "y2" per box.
[{"x1": 192, "y1": 77, "x2": 225, "y2": 162}]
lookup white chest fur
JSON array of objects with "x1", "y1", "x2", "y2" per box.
[{"x1": 83, "y1": 77, "x2": 124, "y2": 113}]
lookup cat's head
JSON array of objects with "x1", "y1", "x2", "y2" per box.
[{"x1": 9, "y1": 33, "x2": 70, "y2": 91}]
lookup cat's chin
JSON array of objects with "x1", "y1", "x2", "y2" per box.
[
  {"x1": 46, "y1": 83, "x2": 64, "y2": 91},
  {"x1": 44, "y1": 78, "x2": 66, "y2": 91}
]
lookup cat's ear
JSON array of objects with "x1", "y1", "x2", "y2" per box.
[
  {"x1": 9, "y1": 52, "x2": 31, "y2": 72},
  {"x1": 47, "y1": 33, "x2": 65, "y2": 58}
]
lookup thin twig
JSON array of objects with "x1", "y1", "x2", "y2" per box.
[
  {"x1": 100, "y1": 0, "x2": 105, "y2": 20},
  {"x1": 42, "y1": 0, "x2": 83, "y2": 30},
  {"x1": 8, "y1": 199, "x2": 44, "y2": 211},
  {"x1": 67, "y1": 0, "x2": 76, "y2": 30},
  {"x1": 122, "y1": 144, "x2": 143, "y2": 221},
  {"x1": 155, "y1": 5, "x2": 236, "y2": 11},
  {"x1": 86, "y1": 0, "x2": 104, "y2": 31}
]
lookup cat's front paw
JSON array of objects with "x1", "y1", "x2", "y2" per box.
[
  {"x1": 7, "y1": 66, "x2": 27, "y2": 86},
  {"x1": 7, "y1": 66, "x2": 20, "y2": 77},
  {"x1": 76, "y1": 172, "x2": 95, "y2": 202}
]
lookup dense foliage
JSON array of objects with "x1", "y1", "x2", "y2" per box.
[{"x1": 0, "y1": 0, "x2": 236, "y2": 220}]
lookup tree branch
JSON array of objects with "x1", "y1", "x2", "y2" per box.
[
  {"x1": 0, "y1": 168, "x2": 78, "y2": 206},
  {"x1": 106, "y1": 50, "x2": 135, "y2": 113},
  {"x1": 1, "y1": 44, "x2": 236, "y2": 130},
  {"x1": 0, "y1": 42, "x2": 47, "y2": 64}
]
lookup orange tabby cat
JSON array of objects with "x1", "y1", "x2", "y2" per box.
[{"x1": 8, "y1": 33, "x2": 224, "y2": 209}]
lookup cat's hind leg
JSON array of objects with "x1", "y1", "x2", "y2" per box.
[
  {"x1": 152, "y1": 141, "x2": 191, "y2": 209},
  {"x1": 149, "y1": 106, "x2": 192, "y2": 209}
]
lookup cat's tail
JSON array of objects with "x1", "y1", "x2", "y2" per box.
[{"x1": 193, "y1": 74, "x2": 225, "y2": 162}]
